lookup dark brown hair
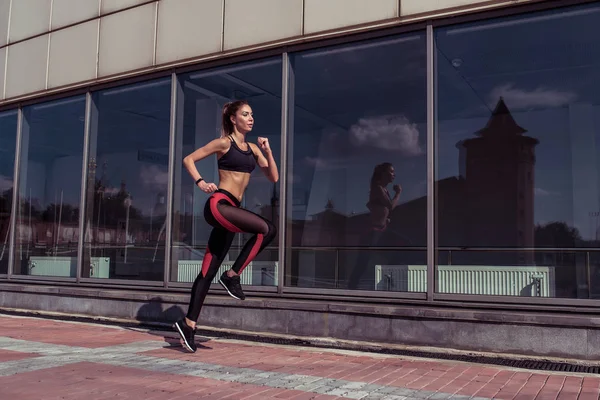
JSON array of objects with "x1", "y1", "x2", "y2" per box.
[
  {"x1": 370, "y1": 162, "x2": 393, "y2": 188},
  {"x1": 221, "y1": 100, "x2": 249, "y2": 137}
]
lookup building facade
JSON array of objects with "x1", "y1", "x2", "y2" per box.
[{"x1": 1, "y1": 0, "x2": 600, "y2": 359}]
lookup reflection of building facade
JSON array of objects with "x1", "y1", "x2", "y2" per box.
[{"x1": 0, "y1": 1, "x2": 599, "y2": 360}]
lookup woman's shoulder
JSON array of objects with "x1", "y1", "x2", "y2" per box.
[
  {"x1": 247, "y1": 142, "x2": 261, "y2": 156},
  {"x1": 210, "y1": 136, "x2": 232, "y2": 151}
]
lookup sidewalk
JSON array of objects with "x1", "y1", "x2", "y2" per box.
[{"x1": 0, "y1": 314, "x2": 598, "y2": 400}]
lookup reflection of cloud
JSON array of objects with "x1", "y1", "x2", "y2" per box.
[
  {"x1": 535, "y1": 187, "x2": 560, "y2": 197},
  {"x1": 0, "y1": 175, "x2": 12, "y2": 192},
  {"x1": 140, "y1": 165, "x2": 168, "y2": 189},
  {"x1": 349, "y1": 115, "x2": 423, "y2": 156},
  {"x1": 489, "y1": 84, "x2": 577, "y2": 109}
]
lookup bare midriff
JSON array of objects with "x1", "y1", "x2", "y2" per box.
[{"x1": 218, "y1": 169, "x2": 251, "y2": 202}]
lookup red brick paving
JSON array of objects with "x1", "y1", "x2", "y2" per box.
[
  {"x1": 1, "y1": 315, "x2": 599, "y2": 399},
  {"x1": 142, "y1": 340, "x2": 600, "y2": 399},
  {"x1": 0, "y1": 316, "x2": 161, "y2": 348},
  {"x1": 0, "y1": 348, "x2": 39, "y2": 362},
  {"x1": 0, "y1": 362, "x2": 342, "y2": 400}
]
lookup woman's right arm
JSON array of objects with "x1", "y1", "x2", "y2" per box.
[{"x1": 183, "y1": 138, "x2": 228, "y2": 193}]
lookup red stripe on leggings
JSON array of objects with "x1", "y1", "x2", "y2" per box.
[
  {"x1": 209, "y1": 193, "x2": 242, "y2": 232},
  {"x1": 238, "y1": 233, "x2": 264, "y2": 274},
  {"x1": 201, "y1": 247, "x2": 213, "y2": 277}
]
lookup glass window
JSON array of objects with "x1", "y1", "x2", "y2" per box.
[
  {"x1": 170, "y1": 58, "x2": 282, "y2": 286},
  {"x1": 435, "y1": 3, "x2": 600, "y2": 299},
  {"x1": 286, "y1": 33, "x2": 428, "y2": 291},
  {"x1": 0, "y1": 111, "x2": 18, "y2": 274},
  {"x1": 83, "y1": 78, "x2": 171, "y2": 280},
  {"x1": 14, "y1": 97, "x2": 86, "y2": 277}
]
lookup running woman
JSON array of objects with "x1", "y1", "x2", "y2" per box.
[{"x1": 174, "y1": 100, "x2": 278, "y2": 352}]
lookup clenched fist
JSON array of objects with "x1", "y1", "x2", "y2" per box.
[
  {"x1": 198, "y1": 180, "x2": 218, "y2": 193},
  {"x1": 258, "y1": 137, "x2": 271, "y2": 152}
]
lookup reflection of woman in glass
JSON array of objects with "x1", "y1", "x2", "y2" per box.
[
  {"x1": 174, "y1": 100, "x2": 279, "y2": 353},
  {"x1": 367, "y1": 162, "x2": 402, "y2": 232},
  {"x1": 348, "y1": 162, "x2": 401, "y2": 289}
]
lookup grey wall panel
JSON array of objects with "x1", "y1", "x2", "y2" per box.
[
  {"x1": 101, "y1": 0, "x2": 151, "y2": 15},
  {"x1": 223, "y1": 0, "x2": 303, "y2": 50},
  {"x1": 98, "y1": 2, "x2": 156, "y2": 77},
  {"x1": 51, "y1": 0, "x2": 100, "y2": 30},
  {"x1": 4, "y1": 35, "x2": 49, "y2": 98},
  {"x1": 8, "y1": 0, "x2": 51, "y2": 43},
  {"x1": 48, "y1": 20, "x2": 99, "y2": 88},
  {"x1": 0, "y1": 0, "x2": 543, "y2": 102},
  {"x1": 156, "y1": 0, "x2": 222, "y2": 64},
  {"x1": 304, "y1": 0, "x2": 398, "y2": 34},
  {"x1": 0, "y1": 0, "x2": 10, "y2": 47},
  {"x1": 401, "y1": 0, "x2": 533, "y2": 16}
]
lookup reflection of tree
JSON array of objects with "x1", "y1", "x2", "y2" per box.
[
  {"x1": 0, "y1": 190, "x2": 12, "y2": 253},
  {"x1": 2, "y1": 188, "x2": 81, "y2": 224},
  {"x1": 20, "y1": 198, "x2": 41, "y2": 220},
  {"x1": 90, "y1": 180, "x2": 142, "y2": 228},
  {"x1": 42, "y1": 204, "x2": 79, "y2": 223},
  {"x1": 535, "y1": 222, "x2": 582, "y2": 247},
  {"x1": 0, "y1": 189, "x2": 12, "y2": 214}
]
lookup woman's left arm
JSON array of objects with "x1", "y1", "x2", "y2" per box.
[{"x1": 250, "y1": 137, "x2": 279, "y2": 183}]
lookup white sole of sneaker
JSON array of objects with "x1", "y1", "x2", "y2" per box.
[
  {"x1": 218, "y1": 278, "x2": 243, "y2": 300},
  {"x1": 174, "y1": 322, "x2": 195, "y2": 353}
]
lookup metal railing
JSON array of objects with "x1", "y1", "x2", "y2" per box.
[
  {"x1": 3, "y1": 241, "x2": 600, "y2": 301},
  {"x1": 285, "y1": 246, "x2": 600, "y2": 298}
]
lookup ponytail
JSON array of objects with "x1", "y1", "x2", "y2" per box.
[{"x1": 221, "y1": 100, "x2": 248, "y2": 137}]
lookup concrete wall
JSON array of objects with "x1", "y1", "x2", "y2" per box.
[
  {"x1": 0, "y1": 0, "x2": 537, "y2": 102},
  {"x1": 1, "y1": 282, "x2": 600, "y2": 360}
]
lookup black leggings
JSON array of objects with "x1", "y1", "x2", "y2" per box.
[{"x1": 186, "y1": 189, "x2": 276, "y2": 322}]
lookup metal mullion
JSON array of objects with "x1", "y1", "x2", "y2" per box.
[
  {"x1": 278, "y1": 53, "x2": 292, "y2": 294},
  {"x1": 76, "y1": 93, "x2": 93, "y2": 283},
  {"x1": 8, "y1": 108, "x2": 24, "y2": 279},
  {"x1": 426, "y1": 22, "x2": 436, "y2": 301},
  {"x1": 164, "y1": 73, "x2": 180, "y2": 288}
]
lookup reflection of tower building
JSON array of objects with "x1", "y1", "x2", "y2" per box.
[{"x1": 457, "y1": 98, "x2": 538, "y2": 264}]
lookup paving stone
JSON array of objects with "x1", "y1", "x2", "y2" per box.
[{"x1": 0, "y1": 314, "x2": 595, "y2": 400}]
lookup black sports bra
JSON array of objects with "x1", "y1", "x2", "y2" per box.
[{"x1": 218, "y1": 136, "x2": 257, "y2": 173}]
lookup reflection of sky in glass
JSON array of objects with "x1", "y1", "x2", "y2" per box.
[
  {"x1": 290, "y1": 32, "x2": 428, "y2": 218},
  {"x1": 93, "y1": 78, "x2": 171, "y2": 215},
  {"x1": 437, "y1": 2, "x2": 600, "y2": 240},
  {"x1": 21, "y1": 97, "x2": 86, "y2": 210}
]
